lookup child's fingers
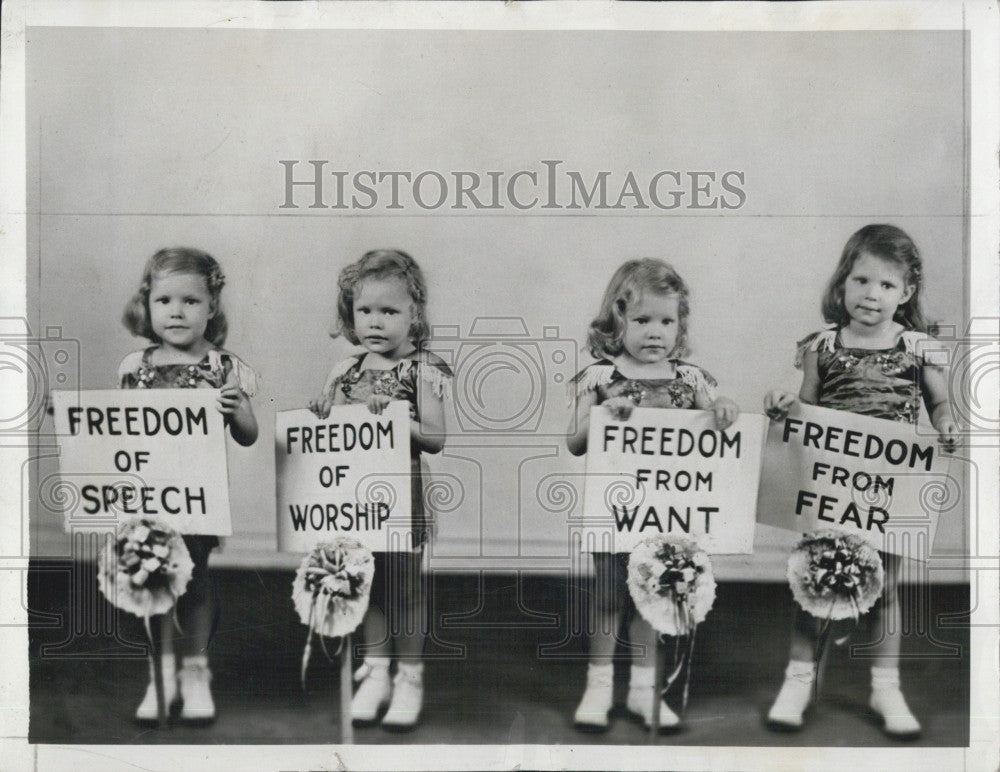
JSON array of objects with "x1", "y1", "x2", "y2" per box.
[
  {"x1": 939, "y1": 422, "x2": 959, "y2": 453},
  {"x1": 604, "y1": 397, "x2": 633, "y2": 420},
  {"x1": 308, "y1": 396, "x2": 333, "y2": 418},
  {"x1": 765, "y1": 405, "x2": 788, "y2": 421},
  {"x1": 714, "y1": 402, "x2": 735, "y2": 430},
  {"x1": 764, "y1": 391, "x2": 794, "y2": 421}
]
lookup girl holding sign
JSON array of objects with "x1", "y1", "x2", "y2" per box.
[
  {"x1": 120, "y1": 247, "x2": 259, "y2": 724},
  {"x1": 309, "y1": 249, "x2": 450, "y2": 731},
  {"x1": 567, "y1": 258, "x2": 738, "y2": 731},
  {"x1": 764, "y1": 224, "x2": 958, "y2": 738}
]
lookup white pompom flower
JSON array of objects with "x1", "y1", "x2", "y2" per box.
[{"x1": 627, "y1": 535, "x2": 716, "y2": 636}]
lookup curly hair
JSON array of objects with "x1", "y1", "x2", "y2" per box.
[
  {"x1": 587, "y1": 258, "x2": 691, "y2": 360},
  {"x1": 821, "y1": 224, "x2": 928, "y2": 332},
  {"x1": 121, "y1": 247, "x2": 228, "y2": 346},
  {"x1": 332, "y1": 249, "x2": 430, "y2": 347}
]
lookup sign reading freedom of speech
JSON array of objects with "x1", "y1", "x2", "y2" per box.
[
  {"x1": 756, "y1": 403, "x2": 956, "y2": 558},
  {"x1": 581, "y1": 407, "x2": 766, "y2": 554},
  {"x1": 52, "y1": 389, "x2": 232, "y2": 535},
  {"x1": 275, "y1": 402, "x2": 412, "y2": 552}
]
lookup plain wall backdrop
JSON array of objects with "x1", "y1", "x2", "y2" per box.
[{"x1": 26, "y1": 28, "x2": 969, "y2": 578}]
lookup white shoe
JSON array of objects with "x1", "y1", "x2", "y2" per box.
[
  {"x1": 382, "y1": 664, "x2": 423, "y2": 731},
  {"x1": 351, "y1": 662, "x2": 391, "y2": 726},
  {"x1": 626, "y1": 686, "x2": 680, "y2": 730},
  {"x1": 178, "y1": 658, "x2": 215, "y2": 724},
  {"x1": 574, "y1": 664, "x2": 614, "y2": 731},
  {"x1": 870, "y1": 687, "x2": 921, "y2": 738},
  {"x1": 766, "y1": 663, "x2": 815, "y2": 730},
  {"x1": 135, "y1": 657, "x2": 177, "y2": 724}
]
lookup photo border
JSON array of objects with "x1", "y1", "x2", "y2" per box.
[{"x1": 2, "y1": 2, "x2": 997, "y2": 770}]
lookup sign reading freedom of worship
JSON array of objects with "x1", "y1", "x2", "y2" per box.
[
  {"x1": 581, "y1": 408, "x2": 766, "y2": 554},
  {"x1": 275, "y1": 402, "x2": 412, "y2": 552},
  {"x1": 756, "y1": 403, "x2": 956, "y2": 558},
  {"x1": 52, "y1": 389, "x2": 232, "y2": 535}
]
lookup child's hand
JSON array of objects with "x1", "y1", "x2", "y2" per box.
[
  {"x1": 366, "y1": 394, "x2": 392, "y2": 415},
  {"x1": 217, "y1": 370, "x2": 247, "y2": 415},
  {"x1": 604, "y1": 396, "x2": 635, "y2": 421},
  {"x1": 308, "y1": 394, "x2": 333, "y2": 419},
  {"x1": 764, "y1": 390, "x2": 797, "y2": 421},
  {"x1": 937, "y1": 418, "x2": 959, "y2": 453},
  {"x1": 711, "y1": 397, "x2": 739, "y2": 430}
]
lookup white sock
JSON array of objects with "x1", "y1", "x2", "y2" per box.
[
  {"x1": 181, "y1": 654, "x2": 209, "y2": 669},
  {"x1": 785, "y1": 659, "x2": 815, "y2": 682},
  {"x1": 366, "y1": 656, "x2": 391, "y2": 670},
  {"x1": 397, "y1": 661, "x2": 423, "y2": 679},
  {"x1": 871, "y1": 665, "x2": 901, "y2": 690},
  {"x1": 588, "y1": 662, "x2": 614, "y2": 680},
  {"x1": 629, "y1": 664, "x2": 655, "y2": 689}
]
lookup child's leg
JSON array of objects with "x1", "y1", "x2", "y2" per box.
[
  {"x1": 134, "y1": 614, "x2": 177, "y2": 723},
  {"x1": 624, "y1": 613, "x2": 680, "y2": 729},
  {"x1": 382, "y1": 550, "x2": 426, "y2": 730},
  {"x1": 866, "y1": 552, "x2": 920, "y2": 737},
  {"x1": 574, "y1": 553, "x2": 622, "y2": 730},
  {"x1": 350, "y1": 553, "x2": 393, "y2": 726},
  {"x1": 173, "y1": 538, "x2": 218, "y2": 724},
  {"x1": 766, "y1": 606, "x2": 819, "y2": 729},
  {"x1": 588, "y1": 553, "x2": 624, "y2": 663}
]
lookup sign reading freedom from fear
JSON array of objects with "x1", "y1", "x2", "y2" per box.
[
  {"x1": 275, "y1": 402, "x2": 412, "y2": 552},
  {"x1": 756, "y1": 403, "x2": 957, "y2": 558},
  {"x1": 52, "y1": 389, "x2": 232, "y2": 535},
  {"x1": 581, "y1": 408, "x2": 766, "y2": 554}
]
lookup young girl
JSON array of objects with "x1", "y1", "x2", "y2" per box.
[
  {"x1": 764, "y1": 224, "x2": 957, "y2": 738},
  {"x1": 567, "y1": 258, "x2": 738, "y2": 731},
  {"x1": 120, "y1": 247, "x2": 258, "y2": 725},
  {"x1": 308, "y1": 249, "x2": 450, "y2": 731}
]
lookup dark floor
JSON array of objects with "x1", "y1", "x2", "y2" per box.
[{"x1": 27, "y1": 562, "x2": 970, "y2": 746}]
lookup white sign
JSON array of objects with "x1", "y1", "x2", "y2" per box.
[
  {"x1": 581, "y1": 407, "x2": 766, "y2": 554},
  {"x1": 51, "y1": 389, "x2": 232, "y2": 535},
  {"x1": 275, "y1": 402, "x2": 413, "y2": 552},
  {"x1": 756, "y1": 403, "x2": 959, "y2": 559}
]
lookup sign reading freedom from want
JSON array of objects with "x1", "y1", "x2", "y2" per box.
[
  {"x1": 51, "y1": 389, "x2": 232, "y2": 535},
  {"x1": 755, "y1": 403, "x2": 959, "y2": 558},
  {"x1": 581, "y1": 407, "x2": 766, "y2": 554},
  {"x1": 275, "y1": 402, "x2": 412, "y2": 552}
]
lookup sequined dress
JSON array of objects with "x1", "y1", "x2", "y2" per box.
[
  {"x1": 324, "y1": 351, "x2": 452, "y2": 549},
  {"x1": 572, "y1": 358, "x2": 719, "y2": 409},
  {"x1": 794, "y1": 328, "x2": 940, "y2": 425},
  {"x1": 117, "y1": 346, "x2": 259, "y2": 552}
]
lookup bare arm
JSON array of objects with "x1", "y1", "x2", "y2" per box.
[
  {"x1": 410, "y1": 389, "x2": 446, "y2": 454},
  {"x1": 764, "y1": 349, "x2": 819, "y2": 419},
  {"x1": 217, "y1": 368, "x2": 258, "y2": 446},
  {"x1": 695, "y1": 389, "x2": 738, "y2": 430},
  {"x1": 567, "y1": 388, "x2": 598, "y2": 456},
  {"x1": 921, "y1": 361, "x2": 958, "y2": 449}
]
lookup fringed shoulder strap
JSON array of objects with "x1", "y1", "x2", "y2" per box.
[
  {"x1": 210, "y1": 349, "x2": 260, "y2": 397},
  {"x1": 321, "y1": 355, "x2": 363, "y2": 395},
  {"x1": 412, "y1": 352, "x2": 453, "y2": 400},
  {"x1": 900, "y1": 330, "x2": 949, "y2": 367},
  {"x1": 676, "y1": 363, "x2": 718, "y2": 402},
  {"x1": 794, "y1": 328, "x2": 837, "y2": 369},
  {"x1": 116, "y1": 350, "x2": 147, "y2": 387},
  {"x1": 569, "y1": 361, "x2": 617, "y2": 402}
]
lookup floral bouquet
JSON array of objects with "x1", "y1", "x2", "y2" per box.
[
  {"x1": 787, "y1": 530, "x2": 884, "y2": 622},
  {"x1": 292, "y1": 537, "x2": 374, "y2": 686},
  {"x1": 627, "y1": 535, "x2": 716, "y2": 716},
  {"x1": 627, "y1": 535, "x2": 716, "y2": 636},
  {"x1": 97, "y1": 518, "x2": 194, "y2": 623}
]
